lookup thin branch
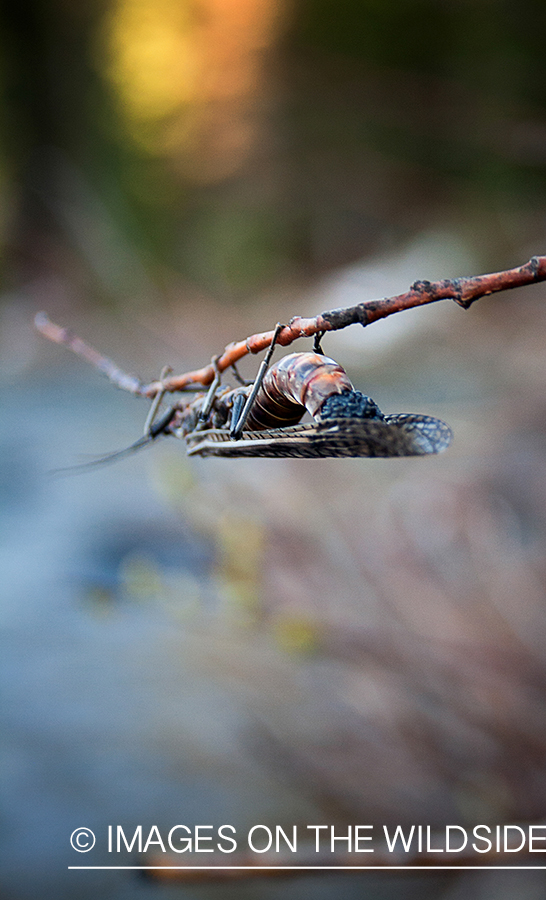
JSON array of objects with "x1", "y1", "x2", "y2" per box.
[
  {"x1": 35, "y1": 255, "x2": 546, "y2": 398},
  {"x1": 34, "y1": 313, "x2": 146, "y2": 395}
]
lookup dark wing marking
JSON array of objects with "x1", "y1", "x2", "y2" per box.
[{"x1": 185, "y1": 415, "x2": 452, "y2": 459}]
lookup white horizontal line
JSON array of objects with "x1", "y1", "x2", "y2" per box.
[{"x1": 68, "y1": 865, "x2": 546, "y2": 871}]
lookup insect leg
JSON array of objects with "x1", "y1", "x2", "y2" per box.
[
  {"x1": 143, "y1": 365, "x2": 173, "y2": 435},
  {"x1": 229, "y1": 393, "x2": 247, "y2": 438},
  {"x1": 230, "y1": 322, "x2": 285, "y2": 439},
  {"x1": 147, "y1": 404, "x2": 179, "y2": 438},
  {"x1": 199, "y1": 356, "x2": 222, "y2": 421},
  {"x1": 230, "y1": 362, "x2": 252, "y2": 386}
]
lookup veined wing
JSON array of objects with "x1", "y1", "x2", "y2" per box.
[{"x1": 185, "y1": 415, "x2": 452, "y2": 459}]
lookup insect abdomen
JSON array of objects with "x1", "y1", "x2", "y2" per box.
[{"x1": 244, "y1": 352, "x2": 354, "y2": 430}]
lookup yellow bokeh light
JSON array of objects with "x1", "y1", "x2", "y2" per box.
[
  {"x1": 97, "y1": 0, "x2": 286, "y2": 176},
  {"x1": 101, "y1": 0, "x2": 198, "y2": 122}
]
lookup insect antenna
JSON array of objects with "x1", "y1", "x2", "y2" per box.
[{"x1": 51, "y1": 406, "x2": 178, "y2": 475}]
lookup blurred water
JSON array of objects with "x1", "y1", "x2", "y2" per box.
[
  {"x1": 0, "y1": 362, "x2": 409, "y2": 899},
  {"x1": 0, "y1": 369, "x2": 290, "y2": 898}
]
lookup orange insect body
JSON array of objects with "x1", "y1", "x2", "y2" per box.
[{"x1": 244, "y1": 352, "x2": 353, "y2": 430}]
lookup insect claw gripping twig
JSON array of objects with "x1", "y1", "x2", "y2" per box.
[{"x1": 313, "y1": 330, "x2": 325, "y2": 354}]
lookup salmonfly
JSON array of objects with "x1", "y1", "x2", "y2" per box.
[
  {"x1": 173, "y1": 350, "x2": 452, "y2": 459},
  {"x1": 37, "y1": 315, "x2": 452, "y2": 467}
]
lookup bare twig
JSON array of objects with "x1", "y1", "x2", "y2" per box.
[
  {"x1": 34, "y1": 312, "x2": 145, "y2": 394},
  {"x1": 35, "y1": 255, "x2": 546, "y2": 398}
]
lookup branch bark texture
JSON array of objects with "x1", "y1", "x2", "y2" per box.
[{"x1": 35, "y1": 255, "x2": 546, "y2": 398}]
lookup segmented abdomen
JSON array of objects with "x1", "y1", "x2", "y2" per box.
[{"x1": 244, "y1": 352, "x2": 354, "y2": 430}]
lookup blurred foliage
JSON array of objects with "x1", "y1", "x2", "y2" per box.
[
  {"x1": 2, "y1": 0, "x2": 546, "y2": 298},
  {"x1": 292, "y1": 0, "x2": 546, "y2": 90}
]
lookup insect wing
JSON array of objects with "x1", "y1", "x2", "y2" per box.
[
  {"x1": 186, "y1": 424, "x2": 323, "y2": 458},
  {"x1": 380, "y1": 414, "x2": 452, "y2": 456},
  {"x1": 185, "y1": 415, "x2": 452, "y2": 459}
]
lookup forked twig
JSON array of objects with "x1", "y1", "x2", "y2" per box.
[{"x1": 35, "y1": 255, "x2": 546, "y2": 398}]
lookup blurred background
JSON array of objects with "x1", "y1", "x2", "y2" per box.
[{"x1": 3, "y1": 0, "x2": 546, "y2": 897}]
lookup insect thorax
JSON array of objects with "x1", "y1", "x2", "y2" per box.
[{"x1": 318, "y1": 390, "x2": 383, "y2": 421}]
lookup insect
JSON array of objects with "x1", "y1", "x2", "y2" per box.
[
  {"x1": 176, "y1": 353, "x2": 452, "y2": 459},
  {"x1": 154, "y1": 326, "x2": 453, "y2": 459},
  {"x1": 40, "y1": 316, "x2": 451, "y2": 467}
]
